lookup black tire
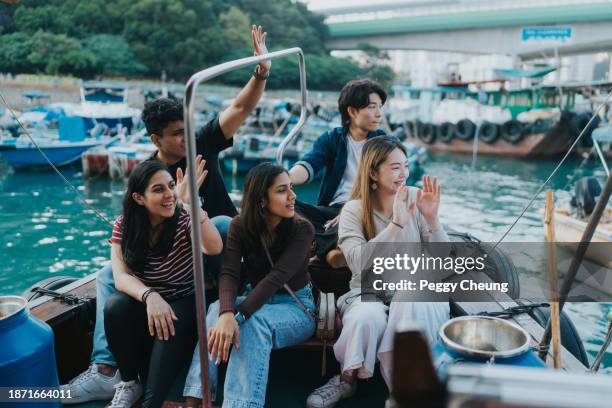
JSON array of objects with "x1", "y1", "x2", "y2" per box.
[
  {"x1": 391, "y1": 126, "x2": 407, "y2": 141},
  {"x1": 21, "y1": 276, "x2": 79, "y2": 302},
  {"x1": 533, "y1": 118, "x2": 546, "y2": 134},
  {"x1": 571, "y1": 112, "x2": 600, "y2": 147},
  {"x1": 479, "y1": 121, "x2": 500, "y2": 144},
  {"x1": 438, "y1": 122, "x2": 455, "y2": 144},
  {"x1": 528, "y1": 305, "x2": 590, "y2": 367},
  {"x1": 448, "y1": 232, "x2": 520, "y2": 299},
  {"x1": 404, "y1": 120, "x2": 415, "y2": 137},
  {"x1": 418, "y1": 123, "x2": 437, "y2": 144},
  {"x1": 501, "y1": 119, "x2": 523, "y2": 144},
  {"x1": 454, "y1": 119, "x2": 475, "y2": 141}
]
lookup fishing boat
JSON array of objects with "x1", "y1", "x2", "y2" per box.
[
  {"x1": 393, "y1": 67, "x2": 609, "y2": 158},
  {"x1": 0, "y1": 117, "x2": 115, "y2": 169},
  {"x1": 81, "y1": 129, "x2": 156, "y2": 179},
  {"x1": 546, "y1": 128, "x2": 612, "y2": 268},
  {"x1": 5, "y1": 50, "x2": 612, "y2": 408},
  {"x1": 72, "y1": 81, "x2": 141, "y2": 134}
]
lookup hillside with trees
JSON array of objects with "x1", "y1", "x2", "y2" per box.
[{"x1": 0, "y1": 0, "x2": 394, "y2": 90}]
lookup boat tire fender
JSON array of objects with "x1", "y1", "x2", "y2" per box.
[
  {"x1": 438, "y1": 122, "x2": 455, "y2": 144},
  {"x1": 21, "y1": 276, "x2": 80, "y2": 302},
  {"x1": 527, "y1": 305, "x2": 589, "y2": 367},
  {"x1": 501, "y1": 120, "x2": 523, "y2": 144},
  {"x1": 479, "y1": 121, "x2": 500, "y2": 144},
  {"x1": 418, "y1": 123, "x2": 437, "y2": 144},
  {"x1": 454, "y1": 119, "x2": 475, "y2": 141}
]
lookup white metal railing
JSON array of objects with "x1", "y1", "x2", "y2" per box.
[{"x1": 182, "y1": 47, "x2": 307, "y2": 407}]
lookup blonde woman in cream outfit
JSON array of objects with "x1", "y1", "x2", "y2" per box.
[{"x1": 306, "y1": 136, "x2": 452, "y2": 408}]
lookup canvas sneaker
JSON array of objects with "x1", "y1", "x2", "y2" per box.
[
  {"x1": 108, "y1": 380, "x2": 143, "y2": 408},
  {"x1": 306, "y1": 375, "x2": 357, "y2": 408},
  {"x1": 60, "y1": 364, "x2": 121, "y2": 404}
]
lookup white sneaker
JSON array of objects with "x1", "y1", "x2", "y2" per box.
[
  {"x1": 306, "y1": 375, "x2": 357, "y2": 408},
  {"x1": 60, "y1": 364, "x2": 121, "y2": 404},
  {"x1": 108, "y1": 380, "x2": 143, "y2": 408}
]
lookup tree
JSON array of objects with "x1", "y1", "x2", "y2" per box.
[
  {"x1": 123, "y1": 0, "x2": 225, "y2": 79},
  {"x1": 220, "y1": 7, "x2": 251, "y2": 49},
  {"x1": 356, "y1": 42, "x2": 395, "y2": 89},
  {"x1": 27, "y1": 31, "x2": 97, "y2": 77},
  {"x1": 82, "y1": 34, "x2": 147, "y2": 76},
  {"x1": 0, "y1": 32, "x2": 33, "y2": 73}
]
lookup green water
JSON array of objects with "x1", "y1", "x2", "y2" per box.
[{"x1": 0, "y1": 152, "x2": 610, "y2": 373}]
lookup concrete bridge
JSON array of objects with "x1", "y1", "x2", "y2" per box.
[{"x1": 324, "y1": 1, "x2": 612, "y2": 60}]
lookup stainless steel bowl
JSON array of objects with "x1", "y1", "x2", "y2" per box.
[
  {"x1": 439, "y1": 316, "x2": 531, "y2": 360},
  {"x1": 0, "y1": 295, "x2": 27, "y2": 321}
]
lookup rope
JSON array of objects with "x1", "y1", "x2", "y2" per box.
[
  {"x1": 491, "y1": 88, "x2": 612, "y2": 251},
  {"x1": 0, "y1": 91, "x2": 114, "y2": 228}
]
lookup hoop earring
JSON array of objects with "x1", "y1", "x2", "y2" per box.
[{"x1": 371, "y1": 182, "x2": 378, "y2": 190}]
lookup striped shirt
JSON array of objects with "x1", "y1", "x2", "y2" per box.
[{"x1": 109, "y1": 209, "x2": 195, "y2": 300}]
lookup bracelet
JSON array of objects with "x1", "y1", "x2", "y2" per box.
[
  {"x1": 142, "y1": 288, "x2": 155, "y2": 304},
  {"x1": 391, "y1": 221, "x2": 404, "y2": 229},
  {"x1": 253, "y1": 66, "x2": 269, "y2": 81}
]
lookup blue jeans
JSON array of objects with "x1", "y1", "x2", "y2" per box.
[
  {"x1": 183, "y1": 284, "x2": 316, "y2": 408},
  {"x1": 90, "y1": 215, "x2": 233, "y2": 366}
]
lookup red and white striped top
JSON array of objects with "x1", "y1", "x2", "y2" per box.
[{"x1": 109, "y1": 209, "x2": 194, "y2": 300}]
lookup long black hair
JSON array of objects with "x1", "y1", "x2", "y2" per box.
[
  {"x1": 240, "y1": 162, "x2": 297, "y2": 255},
  {"x1": 120, "y1": 160, "x2": 180, "y2": 273}
]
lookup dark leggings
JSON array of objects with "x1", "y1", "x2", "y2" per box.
[{"x1": 104, "y1": 292, "x2": 197, "y2": 408}]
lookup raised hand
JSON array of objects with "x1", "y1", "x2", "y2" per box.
[
  {"x1": 176, "y1": 155, "x2": 207, "y2": 206},
  {"x1": 252, "y1": 25, "x2": 270, "y2": 73},
  {"x1": 392, "y1": 185, "x2": 415, "y2": 227},
  {"x1": 416, "y1": 175, "x2": 441, "y2": 228}
]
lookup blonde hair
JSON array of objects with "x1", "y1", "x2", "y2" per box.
[{"x1": 350, "y1": 136, "x2": 407, "y2": 241}]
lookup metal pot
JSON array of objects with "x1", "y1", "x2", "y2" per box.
[{"x1": 439, "y1": 316, "x2": 531, "y2": 360}]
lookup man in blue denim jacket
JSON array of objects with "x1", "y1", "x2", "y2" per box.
[{"x1": 289, "y1": 79, "x2": 387, "y2": 267}]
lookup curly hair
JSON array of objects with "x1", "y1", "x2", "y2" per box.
[{"x1": 141, "y1": 98, "x2": 183, "y2": 137}]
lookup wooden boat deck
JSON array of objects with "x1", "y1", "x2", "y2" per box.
[{"x1": 28, "y1": 267, "x2": 588, "y2": 407}]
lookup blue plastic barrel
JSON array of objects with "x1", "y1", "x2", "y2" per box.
[{"x1": 0, "y1": 296, "x2": 60, "y2": 408}]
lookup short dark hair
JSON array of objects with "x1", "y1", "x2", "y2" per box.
[
  {"x1": 141, "y1": 98, "x2": 183, "y2": 137},
  {"x1": 338, "y1": 79, "x2": 387, "y2": 129}
]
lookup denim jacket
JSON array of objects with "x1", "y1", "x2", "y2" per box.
[{"x1": 295, "y1": 127, "x2": 386, "y2": 207}]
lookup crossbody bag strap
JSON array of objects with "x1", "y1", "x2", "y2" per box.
[{"x1": 260, "y1": 236, "x2": 315, "y2": 320}]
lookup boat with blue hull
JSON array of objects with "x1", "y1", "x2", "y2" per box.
[{"x1": 0, "y1": 138, "x2": 110, "y2": 168}]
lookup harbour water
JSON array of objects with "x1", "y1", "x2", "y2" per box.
[{"x1": 0, "y1": 152, "x2": 610, "y2": 373}]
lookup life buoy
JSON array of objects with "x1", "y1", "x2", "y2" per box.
[
  {"x1": 454, "y1": 119, "x2": 475, "y2": 141},
  {"x1": 21, "y1": 276, "x2": 79, "y2": 302},
  {"x1": 438, "y1": 122, "x2": 455, "y2": 144},
  {"x1": 501, "y1": 120, "x2": 523, "y2": 144},
  {"x1": 418, "y1": 123, "x2": 437, "y2": 144},
  {"x1": 479, "y1": 121, "x2": 500, "y2": 144}
]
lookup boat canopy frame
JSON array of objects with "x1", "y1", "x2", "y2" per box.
[{"x1": 183, "y1": 47, "x2": 307, "y2": 407}]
